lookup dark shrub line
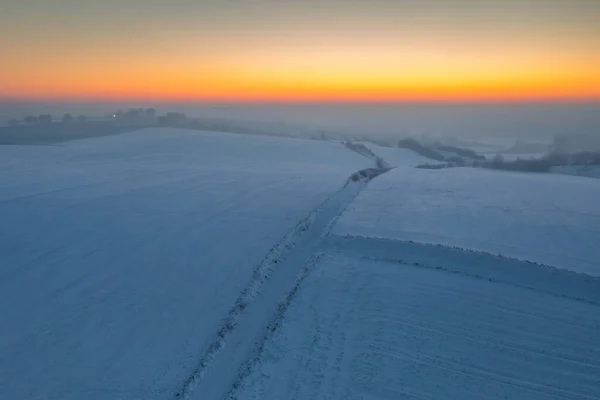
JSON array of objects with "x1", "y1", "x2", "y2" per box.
[
  {"x1": 397, "y1": 138, "x2": 446, "y2": 161},
  {"x1": 475, "y1": 152, "x2": 600, "y2": 173}
]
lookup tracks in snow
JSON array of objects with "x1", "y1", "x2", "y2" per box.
[
  {"x1": 174, "y1": 146, "x2": 600, "y2": 400},
  {"x1": 233, "y1": 252, "x2": 600, "y2": 400},
  {"x1": 174, "y1": 167, "x2": 388, "y2": 400},
  {"x1": 223, "y1": 234, "x2": 600, "y2": 399},
  {"x1": 173, "y1": 152, "x2": 600, "y2": 399}
]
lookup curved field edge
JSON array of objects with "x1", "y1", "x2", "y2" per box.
[{"x1": 232, "y1": 242, "x2": 600, "y2": 400}]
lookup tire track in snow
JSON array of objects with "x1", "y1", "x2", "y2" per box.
[
  {"x1": 224, "y1": 253, "x2": 325, "y2": 400},
  {"x1": 174, "y1": 167, "x2": 390, "y2": 400},
  {"x1": 173, "y1": 210, "x2": 321, "y2": 400}
]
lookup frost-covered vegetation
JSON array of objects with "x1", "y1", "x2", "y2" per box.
[
  {"x1": 397, "y1": 138, "x2": 446, "y2": 161},
  {"x1": 477, "y1": 151, "x2": 600, "y2": 173},
  {"x1": 396, "y1": 138, "x2": 487, "y2": 166}
]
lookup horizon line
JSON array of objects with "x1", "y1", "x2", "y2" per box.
[{"x1": 2, "y1": 95, "x2": 600, "y2": 105}]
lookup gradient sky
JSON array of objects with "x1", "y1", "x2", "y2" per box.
[{"x1": 1, "y1": 0, "x2": 600, "y2": 101}]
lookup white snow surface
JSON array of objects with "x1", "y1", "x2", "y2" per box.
[
  {"x1": 3, "y1": 127, "x2": 600, "y2": 400},
  {"x1": 334, "y1": 166, "x2": 600, "y2": 275},
  {"x1": 237, "y1": 250, "x2": 600, "y2": 400},
  {"x1": 0, "y1": 128, "x2": 371, "y2": 400}
]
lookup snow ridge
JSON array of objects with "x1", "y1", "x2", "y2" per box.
[
  {"x1": 233, "y1": 237, "x2": 600, "y2": 400},
  {"x1": 326, "y1": 235, "x2": 600, "y2": 306}
]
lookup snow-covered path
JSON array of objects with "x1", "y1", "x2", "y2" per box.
[{"x1": 180, "y1": 180, "x2": 368, "y2": 400}]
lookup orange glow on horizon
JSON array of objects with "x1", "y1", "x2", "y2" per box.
[
  {"x1": 3, "y1": 67, "x2": 599, "y2": 103},
  {"x1": 2, "y1": 6, "x2": 599, "y2": 104},
  {"x1": 4, "y1": 87, "x2": 600, "y2": 103},
  {"x1": 4, "y1": 86, "x2": 599, "y2": 103},
  {"x1": 3, "y1": 47, "x2": 599, "y2": 103}
]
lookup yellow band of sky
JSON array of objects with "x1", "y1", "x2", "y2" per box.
[{"x1": 1, "y1": 0, "x2": 599, "y2": 101}]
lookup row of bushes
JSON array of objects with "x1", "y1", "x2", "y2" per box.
[
  {"x1": 397, "y1": 138, "x2": 446, "y2": 161},
  {"x1": 396, "y1": 138, "x2": 487, "y2": 163},
  {"x1": 549, "y1": 151, "x2": 600, "y2": 166},
  {"x1": 416, "y1": 163, "x2": 449, "y2": 170},
  {"x1": 8, "y1": 114, "x2": 87, "y2": 126},
  {"x1": 476, "y1": 156, "x2": 553, "y2": 172},
  {"x1": 344, "y1": 141, "x2": 378, "y2": 158},
  {"x1": 476, "y1": 151, "x2": 600, "y2": 173},
  {"x1": 434, "y1": 144, "x2": 486, "y2": 160}
]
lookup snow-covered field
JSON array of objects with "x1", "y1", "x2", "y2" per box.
[
  {"x1": 2, "y1": 128, "x2": 599, "y2": 400},
  {"x1": 237, "y1": 249, "x2": 600, "y2": 400},
  {"x1": 0, "y1": 128, "x2": 371, "y2": 400},
  {"x1": 334, "y1": 166, "x2": 600, "y2": 275}
]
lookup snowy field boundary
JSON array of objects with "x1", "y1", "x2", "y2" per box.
[
  {"x1": 326, "y1": 235, "x2": 600, "y2": 305},
  {"x1": 176, "y1": 165, "x2": 390, "y2": 399},
  {"x1": 229, "y1": 235, "x2": 600, "y2": 400},
  {"x1": 234, "y1": 251, "x2": 600, "y2": 400}
]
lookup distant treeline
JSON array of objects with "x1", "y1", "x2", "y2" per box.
[
  {"x1": 416, "y1": 163, "x2": 449, "y2": 170},
  {"x1": 397, "y1": 138, "x2": 446, "y2": 161},
  {"x1": 3, "y1": 107, "x2": 348, "y2": 145},
  {"x1": 1, "y1": 108, "x2": 160, "y2": 145},
  {"x1": 476, "y1": 152, "x2": 600, "y2": 173},
  {"x1": 435, "y1": 144, "x2": 486, "y2": 161},
  {"x1": 9, "y1": 113, "x2": 88, "y2": 126},
  {"x1": 392, "y1": 136, "x2": 600, "y2": 174},
  {"x1": 396, "y1": 138, "x2": 486, "y2": 163},
  {"x1": 0, "y1": 121, "x2": 138, "y2": 145}
]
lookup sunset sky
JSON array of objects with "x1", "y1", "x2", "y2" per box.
[{"x1": 1, "y1": 0, "x2": 599, "y2": 102}]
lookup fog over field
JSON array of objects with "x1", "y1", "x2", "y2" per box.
[{"x1": 2, "y1": 101, "x2": 599, "y2": 141}]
